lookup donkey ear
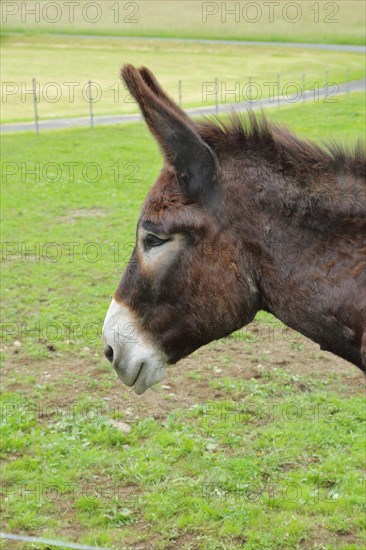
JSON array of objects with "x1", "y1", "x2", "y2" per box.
[
  {"x1": 138, "y1": 66, "x2": 194, "y2": 127},
  {"x1": 121, "y1": 64, "x2": 217, "y2": 203}
]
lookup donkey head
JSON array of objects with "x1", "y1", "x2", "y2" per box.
[{"x1": 103, "y1": 65, "x2": 260, "y2": 393}]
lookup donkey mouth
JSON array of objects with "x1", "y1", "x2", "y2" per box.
[
  {"x1": 128, "y1": 363, "x2": 144, "y2": 389},
  {"x1": 113, "y1": 360, "x2": 167, "y2": 395},
  {"x1": 113, "y1": 362, "x2": 141, "y2": 388}
]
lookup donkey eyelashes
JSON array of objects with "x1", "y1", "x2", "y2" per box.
[
  {"x1": 144, "y1": 233, "x2": 171, "y2": 250},
  {"x1": 140, "y1": 221, "x2": 172, "y2": 249}
]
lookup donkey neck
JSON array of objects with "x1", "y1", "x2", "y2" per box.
[{"x1": 227, "y1": 158, "x2": 365, "y2": 369}]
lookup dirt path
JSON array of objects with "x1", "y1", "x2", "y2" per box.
[{"x1": 4, "y1": 31, "x2": 364, "y2": 52}]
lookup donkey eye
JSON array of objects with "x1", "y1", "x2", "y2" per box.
[{"x1": 144, "y1": 233, "x2": 170, "y2": 249}]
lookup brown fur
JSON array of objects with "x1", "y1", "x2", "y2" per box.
[{"x1": 114, "y1": 65, "x2": 366, "y2": 371}]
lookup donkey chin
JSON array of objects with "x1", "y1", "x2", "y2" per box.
[{"x1": 102, "y1": 298, "x2": 167, "y2": 394}]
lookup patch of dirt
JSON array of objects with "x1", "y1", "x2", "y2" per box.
[
  {"x1": 1, "y1": 332, "x2": 365, "y2": 550},
  {"x1": 58, "y1": 208, "x2": 106, "y2": 224},
  {"x1": 2, "y1": 329, "x2": 364, "y2": 425},
  {"x1": 302, "y1": 526, "x2": 361, "y2": 549}
]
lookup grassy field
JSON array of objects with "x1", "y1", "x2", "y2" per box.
[
  {"x1": 1, "y1": 93, "x2": 365, "y2": 548},
  {"x1": 1, "y1": 0, "x2": 365, "y2": 44},
  {"x1": 1, "y1": 34, "x2": 364, "y2": 123}
]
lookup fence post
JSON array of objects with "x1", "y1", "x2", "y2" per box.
[
  {"x1": 88, "y1": 80, "x2": 94, "y2": 128},
  {"x1": 178, "y1": 79, "x2": 182, "y2": 108},
  {"x1": 214, "y1": 77, "x2": 218, "y2": 115},
  {"x1": 32, "y1": 78, "x2": 39, "y2": 135}
]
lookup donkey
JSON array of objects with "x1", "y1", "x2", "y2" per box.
[{"x1": 103, "y1": 64, "x2": 366, "y2": 394}]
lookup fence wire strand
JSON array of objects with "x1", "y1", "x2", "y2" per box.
[{"x1": 0, "y1": 532, "x2": 111, "y2": 550}]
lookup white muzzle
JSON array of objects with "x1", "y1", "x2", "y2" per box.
[{"x1": 102, "y1": 298, "x2": 167, "y2": 394}]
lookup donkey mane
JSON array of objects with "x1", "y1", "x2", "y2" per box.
[{"x1": 195, "y1": 112, "x2": 366, "y2": 230}]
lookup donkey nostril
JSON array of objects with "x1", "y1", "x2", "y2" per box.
[{"x1": 104, "y1": 345, "x2": 114, "y2": 363}]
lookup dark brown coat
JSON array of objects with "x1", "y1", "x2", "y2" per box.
[{"x1": 113, "y1": 65, "x2": 366, "y2": 372}]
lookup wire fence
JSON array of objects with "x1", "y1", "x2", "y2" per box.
[
  {"x1": 6, "y1": 69, "x2": 358, "y2": 134},
  {"x1": 0, "y1": 532, "x2": 111, "y2": 549}
]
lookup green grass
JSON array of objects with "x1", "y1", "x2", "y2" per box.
[
  {"x1": 1, "y1": 93, "x2": 365, "y2": 548},
  {"x1": 1, "y1": 92, "x2": 365, "y2": 358},
  {"x1": 1, "y1": 34, "x2": 365, "y2": 123},
  {"x1": 2, "y1": 0, "x2": 365, "y2": 44},
  {"x1": 1, "y1": 375, "x2": 365, "y2": 548}
]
